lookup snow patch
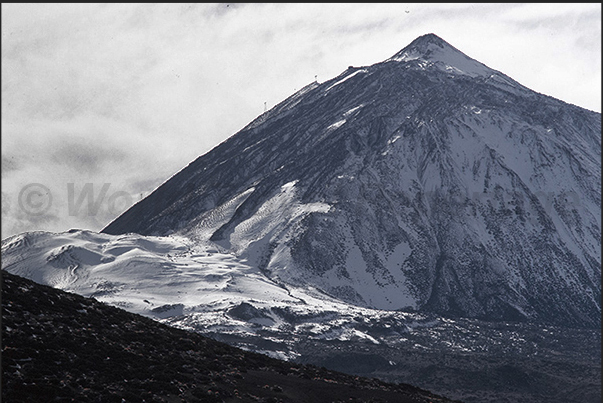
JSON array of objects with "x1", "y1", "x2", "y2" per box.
[
  {"x1": 327, "y1": 119, "x2": 346, "y2": 130},
  {"x1": 325, "y1": 69, "x2": 368, "y2": 92}
]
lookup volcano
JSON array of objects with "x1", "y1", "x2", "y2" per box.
[
  {"x1": 3, "y1": 33, "x2": 601, "y2": 403},
  {"x1": 100, "y1": 33, "x2": 601, "y2": 328}
]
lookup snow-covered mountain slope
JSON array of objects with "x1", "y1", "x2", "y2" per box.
[
  {"x1": 1, "y1": 230, "x2": 318, "y2": 323},
  {"x1": 0, "y1": 229, "x2": 455, "y2": 360},
  {"x1": 0, "y1": 229, "x2": 411, "y2": 341},
  {"x1": 2, "y1": 228, "x2": 598, "y2": 361},
  {"x1": 95, "y1": 33, "x2": 601, "y2": 328}
]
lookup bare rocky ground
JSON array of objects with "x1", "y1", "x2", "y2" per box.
[{"x1": 203, "y1": 310, "x2": 601, "y2": 403}]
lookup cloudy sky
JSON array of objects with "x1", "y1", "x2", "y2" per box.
[{"x1": 2, "y1": 3, "x2": 601, "y2": 239}]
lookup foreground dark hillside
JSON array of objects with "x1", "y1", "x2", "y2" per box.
[{"x1": 1, "y1": 270, "x2": 458, "y2": 403}]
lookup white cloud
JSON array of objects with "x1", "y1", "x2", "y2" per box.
[{"x1": 1, "y1": 3, "x2": 600, "y2": 238}]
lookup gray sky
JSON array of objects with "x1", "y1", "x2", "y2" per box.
[{"x1": 2, "y1": 3, "x2": 601, "y2": 238}]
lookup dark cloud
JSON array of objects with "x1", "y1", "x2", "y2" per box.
[
  {"x1": 50, "y1": 137, "x2": 128, "y2": 175},
  {"x1": 1, "y1": 155, "x2": 19, "y2": 177}
]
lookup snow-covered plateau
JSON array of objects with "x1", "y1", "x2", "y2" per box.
[{"x1": 1, "y1": 228, "x2": 403, "y2": 338}]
